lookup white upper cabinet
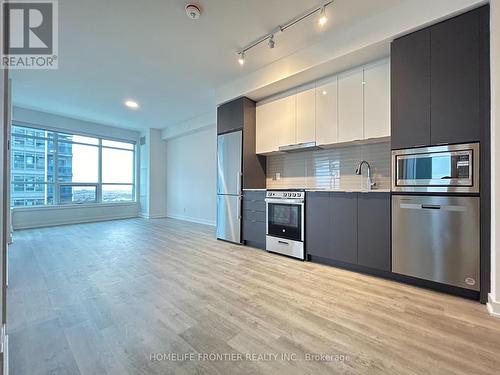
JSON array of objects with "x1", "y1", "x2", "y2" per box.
[
  {"x1": 316, "y1": 76, "x2": 338, "y2": 146},
  {"x1": 338, "y1": 67, "x2": 364, "y2": 143},
  {"x1": 255, "y1": 58, "x2": 390, "y2": 154},
  {"x1": 256, "y1": 94, "x2": 295, "y2": 154},
  {"x1": 276, "y1": 94, "x2": 296, "y2": 148},
  {"x1": 295, "y1": 85, "x2": 316, "y2": 144},
  {"x1": 364, "y1": 59, "x2": 391, "y2": 139}
]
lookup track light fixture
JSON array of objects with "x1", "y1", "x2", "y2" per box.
[
  {"x1": 235, "y1": 1, "x2": 333, "y2": 66},
  {"x1": 268, "y1": 35, "x2": 275, "y2": 49},
  {"x1": 319, "y1": 6, "x2": 327, "y2": 26},
  {"x1": 238, "y1": 51, "x2": 245, "y2": 66}
]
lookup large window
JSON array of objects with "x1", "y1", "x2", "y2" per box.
[{"x1": 10, "y1": 125, "x2": 136, "y2": 207}]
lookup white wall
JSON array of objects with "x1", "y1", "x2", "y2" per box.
[
  {"x1": 139, "y1": 129, "x2": 167, "y2": 219},
  {"x1": 13, "y1": 107, "x2": 139, "y2": 142},
  {"x1": 139, "y1": 134, "x2": 149, "y2": 218},
  {"x1": 11, "y1": 107, "x2": 141, "y2": 230},
  {"x1": 12, "y1": 203, "x2": 139, "y2": 230},
  {"x1": 166, "y1": 125, "x2": 216, "y2": 226},
  {"x1": 488, "y1": 0, "x2": 500, "y2": 318}
]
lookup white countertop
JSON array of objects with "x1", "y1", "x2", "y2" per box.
[
  {"x1": 243, "y1": 188, "x2": 391, "y2": 193},
  {"x1": 305, "y1": 189, "x2": 391, "y2": 193}
]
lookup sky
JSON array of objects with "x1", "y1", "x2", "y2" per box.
[{"x1": 70, "y1": 137, "x2": 133, "y2": 187}]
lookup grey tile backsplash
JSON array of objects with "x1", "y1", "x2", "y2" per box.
[{"x1": 266, "y1": 141, "x2": 391, "y2": 190}]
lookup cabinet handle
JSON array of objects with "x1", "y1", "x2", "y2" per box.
[{"x1": 278, "y1": 240, "x2": 289, "y2": 245}]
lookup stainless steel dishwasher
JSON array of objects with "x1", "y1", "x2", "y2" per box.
[{"x1": 392, "y1": 195, "x2": 480, "y2": 291}]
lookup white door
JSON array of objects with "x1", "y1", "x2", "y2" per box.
[
  {"x1": 295, "y1": 85, "x2": 316, "y2": 144},
  {"x1": 316, "y1": 76, "x2": 338, "y2": 145},
  {"x1": 338, "y1": 67, "x2": 364, "y2": 143},
  {"x1": 364, "y1": 59, "x2": 391, "y2": 139}
]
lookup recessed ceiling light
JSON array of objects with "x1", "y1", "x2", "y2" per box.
[{"x1": 125, "y1": 100, "x2": 139, "y2": 110}]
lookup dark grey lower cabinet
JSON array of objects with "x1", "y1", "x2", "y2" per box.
[
  {"x1": 357, "y1": 193, "x2": 391, "y2": 271},
  {"x1": 330, "y1": 193, "x2": 358, "y2": 264},
  {"x1": 242, "y1": 219, "x2": 265, "y2": 249},
  {"x1": 306, "y1": 192, "x2": 390, "y2": 272},
  {"x1": 242, "y1": 191, "x2": 266, "y2": 250},
  {"x1": 306, "y1": 192, "x2": 331, "y2": 258}
]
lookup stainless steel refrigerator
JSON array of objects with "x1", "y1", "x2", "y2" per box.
[{"x1": 216, "y1": 130, "x2": 242, "y2": 244}]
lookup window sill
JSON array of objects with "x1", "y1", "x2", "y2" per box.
[{"x1": 11, "y1": 201, "x2": 138, "y2": 212}]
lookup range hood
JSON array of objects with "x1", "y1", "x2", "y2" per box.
[{"x1": 278, "y1": 142, "x2": 322, "y2": 153}]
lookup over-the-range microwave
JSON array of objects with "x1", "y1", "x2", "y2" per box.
[{"x1": 392, "y1": 143, "x2": 479, "y2": 194}]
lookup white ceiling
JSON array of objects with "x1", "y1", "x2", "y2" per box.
[{"x1": 11, "y1": 0, "x2": 401, "y2": 131}]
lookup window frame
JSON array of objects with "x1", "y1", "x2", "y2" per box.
[{"x1": 10, "y1": 124, "x2": 137, "y2": 208}]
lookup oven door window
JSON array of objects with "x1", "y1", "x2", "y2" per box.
[
  {"x1": 396, "y1": 151, "x2": 472, "y2": 187},
  {"x1": 268, "y1": 203, "x2": 302, "y2": 242}
]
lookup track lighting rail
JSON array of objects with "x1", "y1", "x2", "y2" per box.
[{"x1": 236, "y1": 1, "x2": 333, "y2": 64}]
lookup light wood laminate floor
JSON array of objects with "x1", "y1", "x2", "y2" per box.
[{"x1": 7, "y1": 218, "x2": 500, "y2": 375}]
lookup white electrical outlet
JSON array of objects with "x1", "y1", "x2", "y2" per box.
[{"x1": 276, "y1": 173, "x2": 281, "y2": 180}]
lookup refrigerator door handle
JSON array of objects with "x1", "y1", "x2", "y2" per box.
[{"x1": 236, "y1": 172, "x2": 242, "y2": 193}]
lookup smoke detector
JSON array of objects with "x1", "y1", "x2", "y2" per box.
[{"x1": 185, "y1": 4, "x2": 201, "y2": 20}]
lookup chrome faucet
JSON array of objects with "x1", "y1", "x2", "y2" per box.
[{"x1": 355, "y1": 161, "x2": 376, "y2": 190}]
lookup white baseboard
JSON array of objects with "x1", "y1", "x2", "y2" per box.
[
  {"x1": 3, "y1": 334, "x2": 7, "y2": 375},
  {"x1": 148, "y1": 214, "x2": 168, "y2": 219},
  {"x1": 140, "y1": 213, "x2": 167, "y2": 219},
  {"x1": 166, "y1": 213, "x2": 216, "y2": 227},
  {"x1": 1, "y1": 323, "x2": 8, "y2": 375},
  {"x1": 487, "y1": 294, "x2": 500, "y2": 318}
]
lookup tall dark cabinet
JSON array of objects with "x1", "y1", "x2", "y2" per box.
[
  {"x1": 430, "y1": 10, "x2": 481, "y2": 144},
  {"x1": 391, "y1": 6, "x2": 488, "y2": 150},
  {"x1": 391, "y1": 5, "x2": 490, "y2": 303},
  {"x1": 217, "y1": 97, "x2": 266, "y2": 190},
  {"x1": 391, "y1": 29, "x2": 431, "y2": 150},
  {"x1": 218, "y1": 97, "x2": 266, "y2": 248}
]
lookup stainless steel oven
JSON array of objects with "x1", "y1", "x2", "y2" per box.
[
  {"x1": 265, "y1": 190, "x2": 305, "y2": 260},
  {"x1": 392, "y1": 143, "x2": 479, "y2": 193}
]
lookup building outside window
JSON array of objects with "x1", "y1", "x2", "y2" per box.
[{"x1": 10, "y1": 125, "x2": 136, "y2": 207}]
